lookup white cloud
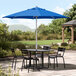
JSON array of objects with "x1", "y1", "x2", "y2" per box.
[
  {"x1": 54, "y1": 6, "x2": 65, "y2": 14},
  {"x1": 54, "y1": 3, "x2": 73, "y2": 15},
  {"x1": 67, "y1": 4, "x2": 73, "y2": 10}
]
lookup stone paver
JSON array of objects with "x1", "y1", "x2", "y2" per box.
[{"x1": 0, "y1": 50, "x2": 76, "y2": 76}]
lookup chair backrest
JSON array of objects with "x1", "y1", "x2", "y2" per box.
[
  {"x1": 43, "y1": 46, "x2": 50, "y2": 50},
  {"x1": 43, "y1": 46, "x2": 51, "y2": 56},
  {"x1": 10, "y1": 48, "x2": 16, "y2": 57},
  {"x1": 11, "y1": 48, "x2": 15, "y2": 53},
  {"x1": 21, "y1": 49, "x2": 29, "y2": 57},
  {"x1": 57, "y1": 47, "x2": 65, "y2": 56}
]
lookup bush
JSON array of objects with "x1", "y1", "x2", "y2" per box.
[
  {"x1": 0, "y1": 66, "x2": 19, "y2": 76},
  {"x1": 61, "y1": 42, "x2": 68, "y2": 46},
  {"x1": 11, "y1": 42, "x2": 26, "y2": 49},
  {"x1": 0, "y1": 41, "x2": 11, "y2": 50},
  {"x1": 7, "y1": 50, "x2": 13, "y2": 57},
  {"x1": 69, "y1": 44, "x2": 76, "y2": 50},
  {"x1": 26, "y1": 44, "x2": 41, "y2": 49},
  {"x1": 15, "y1": 49, "x2": 22, "y2": 56},
  {"x1": 47, "y1": 34, "x2": 61, "y2": 40},
  {"x1": 0, "y1": 50, "x2": 8, "y2": 57},
  {"x1": 51, "y1": 43, "x2": 59, "y2": 49},
  {"x1": 51, "y1": 43, "x2": 59, "y2": 47}
]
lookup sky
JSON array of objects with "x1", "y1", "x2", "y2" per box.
[{"x1": 0, "y1": 0, "x2": 76, "y2": 29}]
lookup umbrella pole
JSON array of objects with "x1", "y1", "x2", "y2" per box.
[
  {"x1": 35, "y1": 16, "x2": 38, "y2": 68},
  {"x1": 36, "y1": 16, "x2": 37, "y2": 50}
]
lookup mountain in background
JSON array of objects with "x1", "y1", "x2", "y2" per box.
[{"x1": 8, "y1": 24, "x2": 35, "y2": 32}]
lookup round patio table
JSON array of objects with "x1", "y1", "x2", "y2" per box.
[{"x1": 22, "y1": 49, "x2": 50, "y2": 68}]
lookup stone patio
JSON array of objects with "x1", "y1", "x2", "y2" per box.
[{"x1": 0, "y1": 50, "x2": 76, "y2": 76}]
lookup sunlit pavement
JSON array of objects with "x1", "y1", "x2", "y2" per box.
[{"x1": 0, "y1": 50, "x2": 76, "y2": 76}]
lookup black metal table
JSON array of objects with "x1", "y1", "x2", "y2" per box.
[{"x1": 22, "y1": 49, "x2": 50, "y2": 68}]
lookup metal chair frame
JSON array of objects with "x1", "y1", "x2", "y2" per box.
[{"x1": 48, "y1": 47, "x2": 65, "y2": 69}]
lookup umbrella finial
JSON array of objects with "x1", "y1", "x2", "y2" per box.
[{"x1": 36, "y1": 6, "x2": 38, "y2": 8}]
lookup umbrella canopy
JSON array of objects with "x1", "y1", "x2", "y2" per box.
[
  {"x1": 3, "y1": 7, "x2": 67, "y2": 19},
  {"x1": 3, "y1": 7, "x2": 68, "y2": 50}
]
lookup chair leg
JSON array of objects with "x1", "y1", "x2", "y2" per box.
[
  {"x1": 24, "y1": 59, "x2": 27, "y2": 69},
  {"x1": 54, "y1": 58, "x2": 55, "y2": 69},
  {"x1": 21, "y1": 59, "x2": 24, "y2": 71},
  {"x1": 36, "y1": 59, "x2": 38, "y2": 68},
  {"x1": 56, "y1": 57, "x2": 58, "y2": 67},
  {"x1": 26, "y1": 60, "x2": 27, "y2": 68},
  {"x1": 28, "y1": 60, "x2": 30, "y2": 73},
  {"x1": 63, "y1": 57, "x2": 65, "y2": 68},
  {"x1": 12, "y1": 57, "x2": 14, "y2": 68},
  {"x1": 33, "y1": 60, "x2": 35, "y2": 71},
  {"x1": 48, "y1": 57, "x2": 50, "y2": 68},
  {"x1": 14, "y1": 58, "x2": 17, "y2": 70},
  {"x1": 23, "y1": 59, "x2": 25, "y2": 68}
]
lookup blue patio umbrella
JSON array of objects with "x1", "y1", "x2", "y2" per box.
[{"x1": 3, "y1": 7, "x2": 68, "y2": 49}]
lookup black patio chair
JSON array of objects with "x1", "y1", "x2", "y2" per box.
[
  {"x1": 11, "y1": 48, "x2": 16, "y2": 69},
  {"x1": 57, "y1": 47, "x2": 65, "y2": 68},
  {"x1": 21, "y1": 50, "x2": 39, "y2": 73},
  {"x1": 43, "y1": 46, "x2": 51, "y2": 68},
  {"x1": 48, "y1": 47, "x2": 65, "y2": 69},
  {"x1": 48, "y1": 51, "x2": 58, "y2": 69},
  {"x1": 11, "y1": 48, "x2": 23, "y2": 70}
]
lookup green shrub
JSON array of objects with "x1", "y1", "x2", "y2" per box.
[
  {"x1": 11, "y1": 42, "x2": 26, "y2": 49},
  {"x1": 61, "y1": 42, "x2": 68, "y2": 46},
  {"x1": 15, "y1": 49, "x2": 22, "y2": 56},
  {"x1": 69, "y1": 44, "x2": 76, "y2": 50},
  {"x1": 51, "y1": 43, "x2": 59, "y2": 49},
  {"x1": 51, "y1": 43, "x2": 59, "y2": 47},
  {"x1": 64, "y1": 46, "x2": 71, "y2": 50},
  {"x1": 46, "y1": 34, "x2": 61, "y2": 40},
  {"x1": 0, "y1": 50, "x2": 8, "y2": 57},
  {"x1": 0, "y1": 66, "x2": 7, "y2": 76},
  {"x1": 0, "y1": 66, "x2": 20, "y2": 76},
  {"x1": 0, "y1": 41, "x2": 11, "y2": 50},
  {"x1": 6, "y1": 50, "x2": 13, "y2": 57},
  {"x1": 26, "y1": 44, "x2": 41, "y2": 49}
]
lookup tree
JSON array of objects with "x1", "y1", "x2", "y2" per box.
[
  {"x1": 64, "y1": 4, "x2": 76, "y2": 21},
  {"x1": 37, "y1": 24, "x2": 50, "y2": 35},
  {"x1": 0, "y1": 23, "x2": 9, "y2": 42},
  {"x1": 10, "y1": 30, "x2": 24, "y2": 41},
  {"x1": 49, "y1": 18, "x2": 66, "y2": 35}
]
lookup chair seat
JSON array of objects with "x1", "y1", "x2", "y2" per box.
[
  {"x1": 33, "y1": 57, "x2": 39, "y2": 60},
  {"x1": 57, "y1": 54, "x2": 63, "y2": 57},
  {"x1": 49, "y1": 55, "x2": 57, "y2": 58},
  {"x1": 23, "y1": 56, "x2": 33, "y2": 60},
  {"x1": 14, "y1": 56, "x2": 24, "y2": 59},
  {"x1": 23, "y1": 56, "x2": 39, "y2": 61}
]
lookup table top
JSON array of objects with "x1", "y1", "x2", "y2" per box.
[{"x1": 22, "y1": 49, "x2": 50, "y2": 52}]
